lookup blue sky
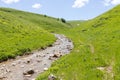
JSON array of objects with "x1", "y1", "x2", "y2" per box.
[{"x1": 0, "y1": 0, "x2": 120, "y2": 20}]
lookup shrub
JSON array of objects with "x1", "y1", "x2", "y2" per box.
[
  {"x1": 61, "y1": 18, "x2": 66, "y2": 23},
  {"x1": 57, "y1": 18, "x2": 59, "y2": 21},
  {"x1": 44, "y1": 15, "x2": 47, "y2": 17}
]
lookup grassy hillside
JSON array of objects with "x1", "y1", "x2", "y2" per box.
[
  {"x1": 68, "y1": 20, "x2": 85, "y2": 27},
  {"x1": 0, "y1": 5, "x2": 119, "y2": 80},
  {"x1": 37, "y1": 5, "x2": 120, "y2": 80},
  {"x1": 0, "y1": 8, "x2": 69, "y2": 62},
  {"x1": 0, "y1": 8, "x2": 69, "y2": 33}
]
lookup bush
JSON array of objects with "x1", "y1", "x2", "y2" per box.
[
  {"x1": 44, "y1": 15, "x2": 47, "y2": 17},
  {"x1": 61, "y1": 18, "x2": 66, "y2": 23},
  {"x1": 57, "y1": 18, "x2": 59, "y2": 21}
]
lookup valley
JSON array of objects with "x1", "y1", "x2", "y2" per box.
[{"x1": 0, "y1": 5, "x2": 120, "y2": 80}]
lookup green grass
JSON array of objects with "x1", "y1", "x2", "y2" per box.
[
  {"x1": 0, "y1": 7, "x2": 69, "y2": 61},
  {"x1": 0, "y1": 5, "x2": 119, "y2": 80},
  {"x1": 67, "y1": 20, "x2": 85, "y2": 27},
  {"x1": 0, "y1": 8, "x2": 69, "y2": 33},
  {"x1": 37, "y1": 5, "x2": 120, "y2": 80}
]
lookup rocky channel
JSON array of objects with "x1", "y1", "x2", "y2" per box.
[{"x1": 0, "y1": 34, "x2": 73, "y2": 80}]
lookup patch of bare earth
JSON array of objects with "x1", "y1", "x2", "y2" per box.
[{"x1": 97, "y1": 59, "x2": 114, "y2": 80}]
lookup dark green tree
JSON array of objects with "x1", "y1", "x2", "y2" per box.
[{"x1": 61, "y1": 18, "x2": 66, "y2": 23}]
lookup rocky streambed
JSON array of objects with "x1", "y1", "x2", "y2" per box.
[{"x1": 0, "y1": 34, "x2": 73, "y2": 80}]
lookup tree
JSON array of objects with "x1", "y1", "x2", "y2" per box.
[{"x1": 61, "y1": 18, "x2": 66, "y2": 23}]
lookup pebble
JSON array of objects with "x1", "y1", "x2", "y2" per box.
[
  {"x1": 53, "y1": 53, "x2": 60, "y2": 58},
  {"x1": 36, "y1": 55, "x2": 40, "y2": 57},
  {"x1": 35, "y1": 70, "x2": 39, "y2": 73},
  {"x1": 44, "y1": 67, "x2": 48, "y2": 71},
  {"x1": 17, "y1": 60, "x2": 22, "y2": 64},
  {"x1": 11, "y1": 63, "x2": 16, "y2": 66},
  {"x1": 47, "y1": 53, "x2": 49, "y2": 54},
  {"x1": 20, "y1": 65, "x2": 25, "y2": 68},
  {"x1": 2, "y1": 64, "x2": 6, "y2": 67},
  {"x1": 24, "y1": 75, "x2": 31, "y2": 77},
  {"x1": 27, "y1": 60, "x2": 30, "y2": 64},
  {"x1": 48, "y1": 57, "x2": 53, "y2": 60},
  {"x1": 0, "y1": 76, "x2": 6, "y2": 80},
  {"x1": 37, "y1": 60, "x2": 42, "y2": 63},
  {"x1": 6, "y1": 68, "x2": 11, "y2": 72},
  {"x1": 23, "y1": 69, "x2": 35, "y2": 75}
]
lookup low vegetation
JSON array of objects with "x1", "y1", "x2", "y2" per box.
[
  {"x1": 37, "y1": 5, "x2": 120, "y2": 80},
  {"x1": 68, "y1": 20, "x2": 85, "y2": 27},
  {"x1": 0, "y1": 8, "x2": 69, "y2": 62},
  {"x1": 0, "y1": 5, "x2": 119, "y2": 80}
]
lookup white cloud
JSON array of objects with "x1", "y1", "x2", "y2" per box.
[
  {"x1": 1, "y1": 0, "x2": 19, "y2": 4},
  {"x1": 32, "y1": 3, "x2": 42, "y2": 9},
  {"x1": 104, "y1": 0, "x2": 111, "y2": 6},
  {"x1": 72, "y1": 0, "x2": 89, "y2": 8},
  {"x1": 111, "y1": 0, "x2": 120, "y2": 5},
  {"x1": 104, "y1": 0, "x2": 120, "y2": 6}
]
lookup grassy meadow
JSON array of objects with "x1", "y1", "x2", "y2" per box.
[
  {"x1": 0, "y1": 5, "x2": 119, "y2": 80},
  {"x1": 37, "y1": 5, "x2": 120, "y2": 80},
  {"x1": 0, "y1": 8, "x2": 69, "y2": 62}
]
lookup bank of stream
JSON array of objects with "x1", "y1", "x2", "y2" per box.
[{"x1": 0, "y1": 34, "x2": 73, "y2": 80}]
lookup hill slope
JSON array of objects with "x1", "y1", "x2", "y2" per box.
[
  {"x1": 0, "y1": 8, "x2": 69, "y2": 33},
  {"x1": 0, "y1": 8, "x2": 69, "y2": 61},
  {"x1": 37, "y1": 5, "x2": 120, "y2": 80}
]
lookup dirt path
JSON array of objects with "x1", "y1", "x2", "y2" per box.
[{"x1": 0, "y1": 34, "x2": 73, "y2": 80}]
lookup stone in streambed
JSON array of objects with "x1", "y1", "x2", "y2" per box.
[
  {"x1": 0, "y1": 76, "x2": 7, "y2": 80},
  {"x1": 20, "y1": 65, "x2": 25, "y2": 68},
  {"x1": 11, "y1": 63, "x2": 16, "y2": 66},
  {"x1": 37, "y1": 59, "x2": 42, "y2": 63},
  {"x1": 44, "y1": 67, "x2": 48, "y2": 71},
  {"x1": 48, "y1": 56, "x2": 53, "y2": 60},
  {"x1": 23, "y1": 69, "x2": 35, "y2": 76},
  {"x1": 52, "y1": 53, "x2": 62, "y2": 58}
]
